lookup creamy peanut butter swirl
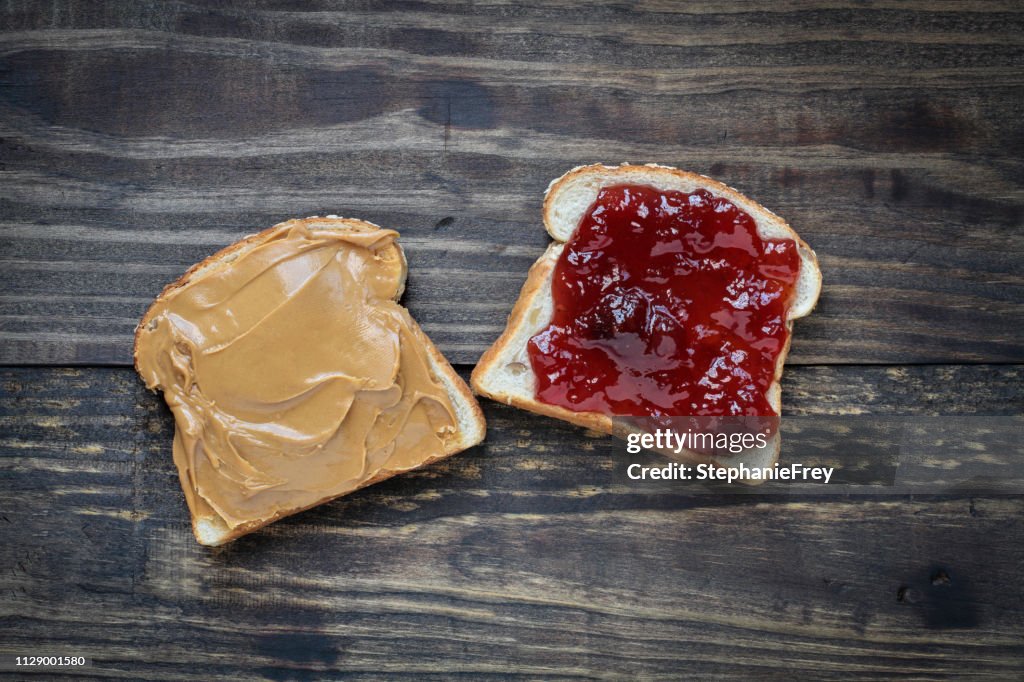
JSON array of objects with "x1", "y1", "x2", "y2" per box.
[{"x1": 135, "y1": 220, "x2": 457, "y2": 531}]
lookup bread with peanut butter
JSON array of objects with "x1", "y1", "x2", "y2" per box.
[
  {"x1": 135, "y1": 217, "x2": 485, "y2": 546},
  {"x1": 472, "y1": 164, "x2": 821, "y2": 471}
]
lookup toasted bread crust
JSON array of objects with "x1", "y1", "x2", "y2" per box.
[
  {"x1": 473, "y1": 163, "x2": 821, "y2": 466},
  {"x1": 136, "y1": 216, "x2": 484, "y2": 546},
  {"x1": 471, "y1": 246, "x2": 615, "y2": 435}
]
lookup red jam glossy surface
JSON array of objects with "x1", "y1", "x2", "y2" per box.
[{"x1": 528, "y1": 184, "x2": 801, "y2": 417}]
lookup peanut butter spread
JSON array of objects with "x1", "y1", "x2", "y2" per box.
[{"x1": 135, "y1": 220, "x2": 458, "y2": 531}]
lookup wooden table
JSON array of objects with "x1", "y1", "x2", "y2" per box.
[{"x1": 2, "y1": 2, "x2": 1022, "y2": 679}]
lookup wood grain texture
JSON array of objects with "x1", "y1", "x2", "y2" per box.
[
  {"x1": 0, "y1": 365, "x2": 1022, "y2": 680},
  {"x1": 1, "y1": 2, "x2": 1023, "y2": 679},
  {"x1": 1, "y1": 1, "x2": 1022, "y2": 364}
]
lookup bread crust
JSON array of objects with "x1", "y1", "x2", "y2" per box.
[
  {"x1": 473, "y1": 163, "x2": 822, "y2": 467},
  {"x1": 472, "y1": 246, "x2": 615, "y2": 435},
  {"x1": 135, "y1": 216, "x2": 485, "y2": 546}
]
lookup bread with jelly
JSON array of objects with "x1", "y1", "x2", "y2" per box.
[{"x1": 473, "y1": 162, "x2": 823, "y2": 471}]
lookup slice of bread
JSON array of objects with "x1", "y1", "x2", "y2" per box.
[
  {"x1": 471, "y1": 164, "x2": 821, "y2": 470},
  {"x1": 135, "y1": 217, "x2": 485, "y2": 546}
]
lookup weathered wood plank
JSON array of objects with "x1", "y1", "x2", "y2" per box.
[
  {"x1": 0, "y1": 3, "x2": 1022, "y2": 365},
  {"x1": 1, "y1": 3, "x2": 1022, "y2": 679},
  {"x1": 0, "y1": 365, "x2": 1022, "y2": 679}
]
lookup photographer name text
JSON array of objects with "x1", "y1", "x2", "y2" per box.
[{"x1": 627, "y1": 462, "x2": 834, "y2": 484}]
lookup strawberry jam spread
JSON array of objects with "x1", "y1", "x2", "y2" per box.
[{"x1": 527, "y1": 184, "x2": 801, "y2": 417}]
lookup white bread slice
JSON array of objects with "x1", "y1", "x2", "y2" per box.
[
  {"x1": 471, "y1": 164, "x2": 821, "y2": 471},
  {"x1": 135, "y1": 217, "x2": 485, "y2": 546}
]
